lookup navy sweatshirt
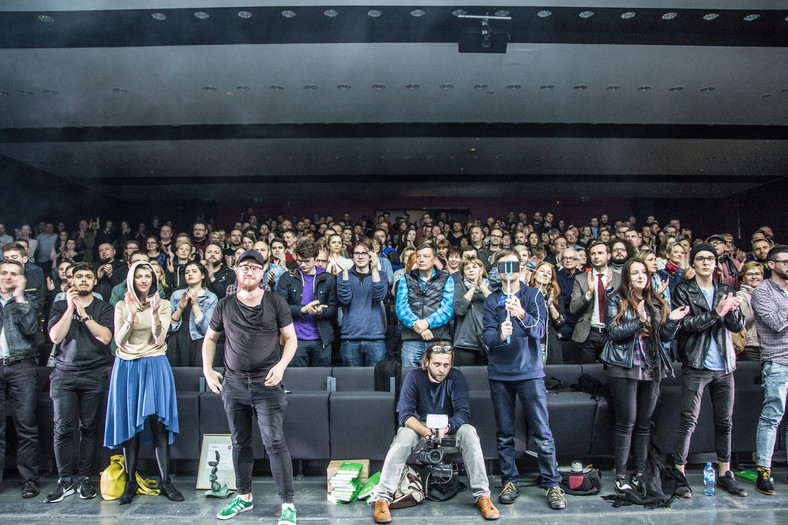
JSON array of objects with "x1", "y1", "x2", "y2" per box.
[
  {"x1": 336, "y1": 266, "x2": 388, "y2": 340},
  {"x1": 398, "y1": 368, "x2": 470, "y2": 435}
]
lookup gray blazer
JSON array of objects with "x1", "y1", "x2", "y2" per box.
[{"x1": 569, "y1": 269, "x2": 621, "y2": 343}]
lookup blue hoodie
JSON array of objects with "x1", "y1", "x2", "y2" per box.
[
  {"x1": 482, "y1": 283, "x2": 547, "y2": 381},
  {"x1": 337, "y1": 266, "x2": 388, "y2": 340}
]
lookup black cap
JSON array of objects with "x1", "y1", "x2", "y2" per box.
[
  {"x1": 236, "y1": 249, "x2": 265, "y2": 266},
  {"x1": 690, "y1": 242, "x2": 718, "y2": 266},
  {"x1": 706, "y1": 233, "x2": 726, "y2": 243}
]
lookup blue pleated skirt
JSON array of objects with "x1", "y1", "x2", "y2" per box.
[{"x1": 104, "y1": 354, "x2": 179, "y2": 448}]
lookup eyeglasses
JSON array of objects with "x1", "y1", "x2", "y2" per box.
[
  {"x1": 430, "y1": 345, "x2": 453, "y2": 354},
  {"x1": 710, "y1": 240, "x2": 724, "y2": 246},
  {"x1": 562, "y1": 256, "x2": 578, "y2": 261},
  {"x1": 315, "y1": 259, "x2": 328, "y2": 264},
  {"x1": 694, "y1": 256, "x2": 716, "y2": 264},
  {"x1": 237, "y1": 265, "x2": 263, "y2": 274},
  {"x1": 743, "y1": 272, "x2": 763, "y2": 278},
  {"x1": 612, "y1": 248, "x2": 627, "y2": 253},
  {"x1": 352, "y1": 251, "x2": 369, "y2": 256},
  {"x1": 772, "y1": 259, "x2": 788, "y2": 266}
]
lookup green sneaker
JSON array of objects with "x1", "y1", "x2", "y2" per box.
[
  {"x1": 278, "y1": 506, "x2": 297, "y2": 525},
  {"x1": 217, "y1": 496, "x2": 254, "y2": 520}
]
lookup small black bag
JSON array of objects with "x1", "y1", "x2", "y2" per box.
[
  {"x1": 557, "y1": 465, "x2": 602, "y2": 495},
  {"x1": 419, "y1": 464, "x2": 466, "y2": 502}
]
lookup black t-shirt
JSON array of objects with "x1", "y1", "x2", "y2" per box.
[
  {"x1": 48, "y1": 298, "x2": 114, "y2": 371},
  {"x1": 210, "y1": 291, "x2": 293, "y2": 379}
]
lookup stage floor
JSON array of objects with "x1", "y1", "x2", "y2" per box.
[{"x1": 1, "y1": 468, "x2": 786, "y2": 524}]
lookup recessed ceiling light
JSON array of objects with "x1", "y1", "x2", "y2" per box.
[
  {"x1": 405, "y1": 83, "x2": 420, "y2": 89},
  {"x1": 367, "y1": 10, "x2": 382, "y2": 18},
  {"x1": 703, "y1": 13, "x2": 719, "y2": 21},
  {"x1": 537, "y1": 10, "x2": 552, "y2": 18},
  {"x1": 495, "y1": 10, "x2": 510, "y2": 17},
  {"x1": 17, "y1": 90, "x2": 34, "y2": 96},
  {"x1": 270, "y1": 85, "x2": 284, "y2": 91},
  {"x1": 303, "y1": 84, "x2": 318, "y2": 90},
  {"x1": 324, "y1": 9, "x2": 339, "y2": 18},
  {"x1": 439, "y1": 83, "x2": 454, "y2": 90},
  {"x1": 662, "y1": 12, "x2": 677, "y2": 20},
  {"x1": 573, "y1": 85, "x2": 588, "y2": 90},
  {"x1": 37, "y1": 15, "x2": 55, "y2": 23},
  {"x1": 281, "y1": 10, "x2": 296, "y2": 18},
  {"x1": 202, "y1": 86, "x2": 217, "y2": 92},
  {"x1": 744, "y1": 14, "x2": 760, "y2": 22},
  {"x1": 410, "y1": 10, "x2": 426, "y2": 18},
  {"x1": 540, "y1": 84, "x2": 555, "y2": 90},
  {"x1": 474, "y1": 84, "x2": 488, "y2": 90},
  {"x1": 337, "y1": 84, "x2": 351, "y2": 90},
  {"x1": 452, "y1": 10, "x2": 467, "y2": 17},
  {"x1": 112, "y1": 88, "x2": 128, "y2": 94},
  {"x1": 235, "y1": 85, "x2": 250, "y2": 91},
  {"x1": 700, "y1": 87, "x2": 716, "y2": 92},
  {"x1": 151, "y1": 13, "x2": 167, "y2": 21},
  {"x1": 637, "y1": 86, "x2": 652, "y2": 92},
  {"x1": 194, "y1": 11, "x2": 210, "y2": 20},
  {"x1": 579, "y1": 11, "x2": 595, "y2": 19},
  {"x1": 371, "y1": 83, "x2": 386, "y2": 90},
  {"x1": 606, "y1": 85, "x2": 621, "y2": 91},
  {"x1": 506, "y1": 84, "x2": 522, "y2": 89},
  {"x1": 620, "y1": 12, "x2": 636, "y2": 20},
  {"x1": 237, "y1": 11, "x2": 252, "y2": 19},
  {"x1": 42, "y1": 89, "x2": 58, "y2": 95},
  {"x1": 668, "y1": 86, "x2": 684, "y2": 92}
]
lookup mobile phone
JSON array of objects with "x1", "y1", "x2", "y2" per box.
[
  {"x1": 525, "y1": 260, "x2": 536, "y2": 271},
  {"x1": 497, "y1": 260, "x2": 520, "y2": 276}
]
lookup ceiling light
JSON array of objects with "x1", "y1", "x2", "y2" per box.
[
  {"x1": 37, "y1": 15, "x2": 54, "y2": 23},
  {"x1": 540, "y1": 84, "x2": 555, "y2": 90},
  {"x1": 662, "y1": 12, "x2": 677, "y2": 20},
  {"x1": 42, "y1": 89, "x2": 58, "y2": 95},
  {"x1": 202, "y1": 86, "x2": 217, "y2": 91},
  {"x1": 281, "y1": 10, "x2": 296, "y2": 18},
  {"x1": 405, "y1": 83, "x2": 420, "y2": 89},
  {"x1": 573, "y1": 85, "x2": 588, "y2": 90},
  {"x1": 439, "y1": 83, "x2": 454, "y2": 89},
  {"x1": 18, "y1": 90, "x2": 34, "y2": 96},
  {"x1": 367, "y1": 10, "x2": 382, "y2": 18},
  {"x1": 452, "y1": 10, "x2": 466, "y2": 17},
  {"x1": 486, "y1": 91, "x2": 495, "y2": 95},
  {"x1": 337, "y1": 84, "x2": 351, "y2": 90},
  {"x1": 579, "y1": 11, "x2": 594, "y2": 19},
  {"x1": 371, "y1": 83, "x2": 386, "y2": 89},
  {"x1": 474, "y1": 84, "x2": 488, "y2": 90},
  {"x1": 537, "y1": 10, "x2": 552, "y2": 18},
  {"x1": 606, "y1": 85, "x2": 621, "y2": 91},
  {"x1": 237, "y1": 11, "x2": 252, "y2": 19},
  {"x1": 700, "y1": 87, "x2": 716, "y2": 92},
  {"x1": 506, "y1": 84, "x2": 522, "y2": 89},
  {"x1": 668, "y1": 86, "x2": 684, "y2": 92},
  {"x1": 743, "y1": 14, "x2": 760, "y2": 22},
  {"x1": 235, "y1": 85, "x2": 250, "y2": 91},
  {"x1": 270, "y1": 85, "x2": 284, "y2": 91},
  {"x1": 495, "y1": 10, "x2": 510, "y2": 17},
  {"x1": 637, "y1": 86, "x2": 652, "y2": 92},
  {"x1": 410, "y1": 10, "x2": 426, "y2": 18},
  {"x1": 303, "y1": 84, "x2": 318, "y2": 90},
  {"x1": 112, "y1": 88, "x2": 128, "y2": 94},
  {"x1": 194, "y1": 11, "x2": 210, "y2": 20},
  {"x1": 620, "y1": 12, "x2": 636, "y2": 20},
  {"x1": 324, "y1": 9, "x2": 339, "y2": 18},
  {"x1": 151, "y1": 13, "x2": 167, "y2": 21},
  {"x1": 703, "y1": 13, "x2": 719, "y2": 21}
]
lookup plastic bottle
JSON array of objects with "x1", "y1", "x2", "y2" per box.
[{"x1": 703, "y1": 462, "x2": 716, "y2": 496}]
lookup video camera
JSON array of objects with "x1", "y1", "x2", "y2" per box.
[{"x1": 415, "y1": 414, "x2": 454, "y2": 480}]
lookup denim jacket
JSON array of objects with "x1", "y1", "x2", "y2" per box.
[
  {"x1": 168, "y1": 288, "x2": 218, "y2": 341},
  {"x1": 0, "y1": 293, "x2": 40, "y2": 361}
]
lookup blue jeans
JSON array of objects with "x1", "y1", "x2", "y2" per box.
[
  {"x1": 400, "y1": 340, "x2": 432, "y2": 367},
  {"x1": 340, "y1": 340, "x2": 386, "y2": 367},
  {"x1": 489, "y1": 378, "x2": 561, "y2": 488},
  {"x1": 291, "y1": 339, "x2": 331, "y2": 367},
  {"x1": 756, "y1": 361, "x2": 788, "y2": 467}
]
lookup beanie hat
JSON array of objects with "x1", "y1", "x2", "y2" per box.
[{"x1": 690, "y1": 242, "x2": 718, "y2": 266}]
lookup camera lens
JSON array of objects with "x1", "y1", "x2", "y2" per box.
[{"x1": 428, "y1": 449, "x2": 444, "y2": 464}]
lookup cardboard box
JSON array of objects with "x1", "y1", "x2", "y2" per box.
[{"x1": 327, "y1": 459, "x2": 370, "y2": 495}]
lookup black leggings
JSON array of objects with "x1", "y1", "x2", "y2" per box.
[
  {"x1": 122, "y1": 415, "x2": 171, "y2": 481},
  {"x1": 607, "y1": 376, "x2": 660, "y2": 476}
]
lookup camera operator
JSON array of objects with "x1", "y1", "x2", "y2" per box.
[{"x1": 370, "y1": 342, "x2": 499, "y2": 523}]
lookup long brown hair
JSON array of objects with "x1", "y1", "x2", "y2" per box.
[
  {"x1": 528, "y1": 262, "x2": 561, "y2": 307},
  {"x1": 613, "y1": 258, "x2": 668, "y2": 336}
]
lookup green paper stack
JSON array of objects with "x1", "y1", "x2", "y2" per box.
[
  {"x1": 328, "y1": 462, "x2": 364, "y2": 503},
  {"x1": 357, "y1": 472, "x2": 381, "y2": 501}
]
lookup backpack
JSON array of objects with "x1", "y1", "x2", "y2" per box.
[
  {"x1": 100, "y1": 455, "x2": 127, "y2": 500},
  {"x1": 374, "y1": 359, "x2": 402, "y2": 395},
  {"x1": 389, "y1": 466, "x2": 424, "y2": 509},
  {"x1": 419, "y1": 464, "x2": 465, "y2": 502}
]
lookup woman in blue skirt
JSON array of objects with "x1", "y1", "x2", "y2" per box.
[{"x1": 104, "y1": 261, "x2": 183, "y2": 504}]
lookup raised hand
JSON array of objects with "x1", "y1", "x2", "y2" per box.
[{"x1": 669, "y1": 305, "x2": 690, "y2": 320}]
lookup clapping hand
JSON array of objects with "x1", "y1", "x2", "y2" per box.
[{"x1": 669, "y1": 305, "x2": 690, "y2": 320}]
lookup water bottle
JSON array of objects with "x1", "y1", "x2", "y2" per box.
[{"x1": 703, "y1": 462, "x2": 716, "y2": 496}]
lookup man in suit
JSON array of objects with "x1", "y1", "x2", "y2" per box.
[{"x1": 569, "y1": 240, "x2": 621, "y2": 363}]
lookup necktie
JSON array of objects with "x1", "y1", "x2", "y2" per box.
[{"x1": 597, "y1": 274, "x2": 606, "y2": 323}]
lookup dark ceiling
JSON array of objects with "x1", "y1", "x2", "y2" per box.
[{"x1": 0, "y1": 1, "x2": 786, "y2": 201}]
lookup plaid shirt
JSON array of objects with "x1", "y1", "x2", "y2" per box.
[{"x1": 751, "y1": 279, "x2": 788, "y2": 364}]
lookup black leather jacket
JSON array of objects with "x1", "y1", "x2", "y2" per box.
[
  {"x1": 671, "y1": 278, "x2": 744, "y2": 372},
  {"x1": 600, "y1": 292, "x2": 679, "y2": 370}
]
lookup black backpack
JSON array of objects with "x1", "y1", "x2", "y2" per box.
[
  {"x1": 374, "y1": 359, "x2": 402, "y2": 396},
  {"x1": 419, "y1": 464, "x2": 465, "y2": 502}
]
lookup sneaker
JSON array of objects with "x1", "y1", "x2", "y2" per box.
[
  {"x1": 717, "y1": 471, "x2": 748, "y2": 497},
  {"x1": 546, "y1": 486, "x2": 566, "y2": 510},
  {"x1": 217, "y1": 496, "x2": 254, "y2": 520},
  {"x1": 45, "y1": 479, "x2": 75, "y2": 503},
  {"x1": 22, "y1": 480, "x2": 40, "y2": 499},
  {"x1": 278, "y1": 505, "x2": 296, "y2": 525},
  {"x1": 373, "y1": 500, "x2": 392, "y2": 524},
  {"x1": 630, "y1": 473, "x2": 643, "y2": 489},
  {"x1": 756, "y1": 467, "x2": 775, "y2": 496},
  {"x1": 498, "y1": 481, "x2": 519, "y2": 504},
  {"x1": 475, "y1": 496, "x2": 500, "y2": 520},
  {"x1": 76, "y1": 476, "x2": 97, "y2": 500},
  {"x1": 615, "y1": 476, "x2": 633, "y2": 495}
]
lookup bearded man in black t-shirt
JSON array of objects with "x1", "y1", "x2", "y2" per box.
[{"x1": 202, "y1": 250, "x2": 298, "y2": 523}]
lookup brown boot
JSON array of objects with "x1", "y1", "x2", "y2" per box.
[
  {"x1": 373, "y1": 499, "x2": 392, "y2": 523},
  {"x1": 475, "y1": 496, "x2": 500, "y2": 520}
]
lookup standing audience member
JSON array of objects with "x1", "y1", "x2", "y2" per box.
[
  {"x1": 736, "y1": 261, "x2": 764, "y2": 361},
  {"x1": 529, "y1": 262, "x2": 566, "y2": 364},
  {"x1": 453, "y1": 257, "x2": 492, "y2": 366},
  {"x1": 167, "y1": 261, "x2": 218, "y2": 367}
]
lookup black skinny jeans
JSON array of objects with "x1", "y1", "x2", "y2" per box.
[{"x1": 607, "y1": 376, "x2": 660, "y2": 476}]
